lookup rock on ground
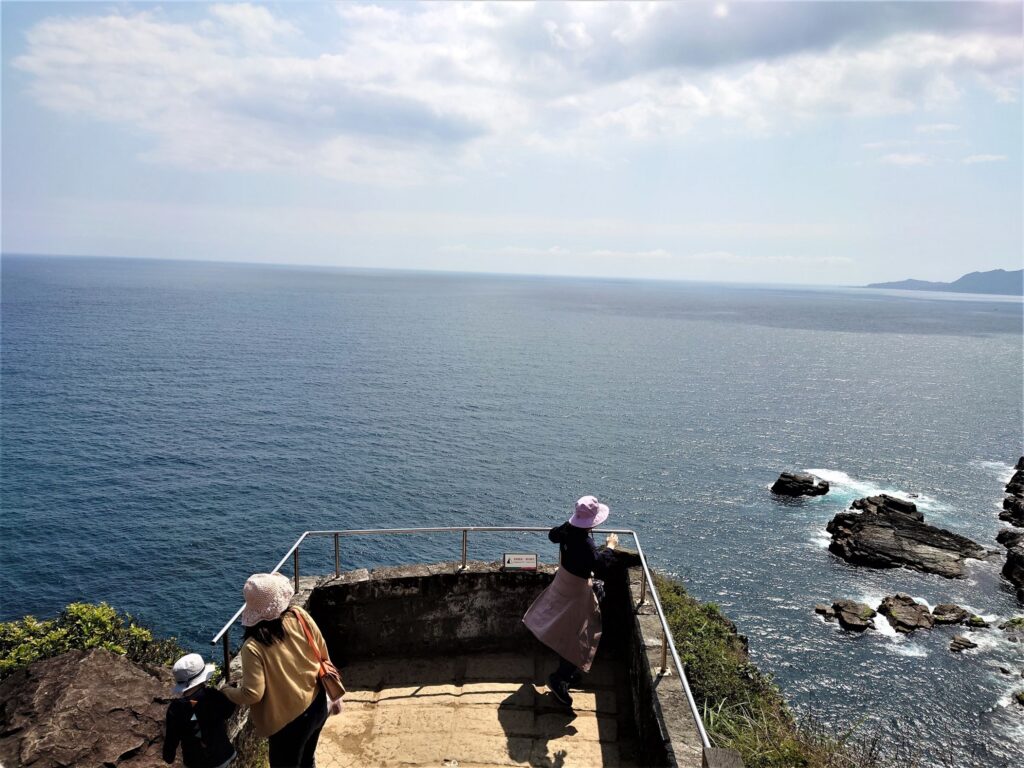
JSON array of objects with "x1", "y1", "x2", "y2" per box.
[
  {"x1": 771, "y1": 471, "x2": 829, "y2": 497},
  {"x1": 879, "y1": 594, "x2": 934, "y2": 633},
  {"x1": 831, "y1": 599, "x2": 876, "y2": 632},
  {"x1": 826, "y1": 494, "x2": 989, "y2": 579},
  {"x1": 0, "y1": 649, "x2": 173, "y2": 768}
]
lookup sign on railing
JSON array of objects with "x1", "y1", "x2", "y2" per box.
[{"x1": 502, "y1": 552, "x2": 538, "y2": 570}]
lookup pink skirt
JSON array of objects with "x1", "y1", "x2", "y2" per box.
[{"x1": 522, "y1": 568, "x2": 602, "y2": 672}]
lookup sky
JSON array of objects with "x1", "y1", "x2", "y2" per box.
[{"x1": 1, "y1": 1, "x2": 1021, "y2": 285}]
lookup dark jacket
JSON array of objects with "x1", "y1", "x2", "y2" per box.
[
  {"x1": 163, "y1": 685, "x2": 236, "y2": 768},
  {"x1": 548, "y1": 522, "x2": 620, "y2": 579}
]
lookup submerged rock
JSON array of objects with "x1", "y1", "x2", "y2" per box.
[
  {"x1": 832, "y1": 599, "x2": 876, "y2": 632},
  {"x1": 950, "y1": 635, "x2": 978, "y2": 653},
  {"x1": 814, "y1": 604, "x2": 836, "y2": 621},
  {"x1": 931, "y1": 603, "x2": 970, "y2": 625},
  {"x1": 0, "y1": 648, "x2": 173, "y2": 768},
  {"x1": 826, "y1": 494, "x2": 989, "y2": 578},
  {"x1": 879, "y1": 594, "x2": 934, "y2": 633},
  {"x1": 771, "y1": 472, "x2": 829, "y2": 497}
]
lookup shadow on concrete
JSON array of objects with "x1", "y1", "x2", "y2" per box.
[{"x1": 497, "y1": 683, "x2": 576, "y2": 768}]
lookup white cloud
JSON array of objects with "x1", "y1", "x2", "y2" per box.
[
  {"x1": 916, "y1": 122, "x2": 959, "y2": 134},
  {"x1": 685, "y1": 251, "x2": 853, "y2": 266},
  {"x1": 206, "y1": 3, "x2": 298, "y2": 49},
  {"x1": 11, "y1": 3, "x2": 1022, "y2": 183},
  {"x1": 440, "y1": 245, "x2": 852, "y2": 267},
  {"x1": 962, "y1": 153, "x2": 1009, "y2": 164},
  {"x1": 880, "y1": 153, "x2": 933, "y2": 166}
]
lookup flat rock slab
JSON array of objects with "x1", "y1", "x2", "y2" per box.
[
  {"x1": 317, "y1": 650, "x2": 641, "y2": 768},
  {"x1": 827, "y1": 494, "x2": 988, "y2": 578}
]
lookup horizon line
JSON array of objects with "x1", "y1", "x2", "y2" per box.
[{"x1": 4, "y1": 250, "x2": 1020, "y2": 294}]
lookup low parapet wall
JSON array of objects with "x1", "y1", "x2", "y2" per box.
[
  {"x1": 305, "y1": 560, "x2": 706, "y2": 767},
  {"x1": 308, "y1": 561, "x2": 558, "y2": 662}
]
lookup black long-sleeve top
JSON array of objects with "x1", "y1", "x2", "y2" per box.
[
  {"x1": 163, "y1": 685, "x2": 236, "y2": 768},
  {"x1": 549, "y1": 522, "x2": 619, "y2": 579}
]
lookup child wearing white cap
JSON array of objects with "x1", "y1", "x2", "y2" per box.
[{"x1": 163, "y1": 653, "x2": 237, "y2": 768}]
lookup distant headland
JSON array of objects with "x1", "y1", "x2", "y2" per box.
[{"x1": 865, "y1": 268, "x2": 1023, "y2": 296}]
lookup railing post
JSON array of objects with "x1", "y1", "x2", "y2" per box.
[
  {"x1": 222, "y1": 635, "x2": 232, "y2": 683},
  {"x1": 293, "y1": 546, "x2": 300, "y2": 592},
  {"x1": 460, "y1": 529, "x2": 468, "y2": 570},
  {"x1": 639, "y1": 573, "x2": 648, "y2": 606},
  {"x1": 660, "y1": 631, "x2": 670, "y2": 676},
  {"x1": 334, "y1": 533, "x2": 340, "y2": 577}
]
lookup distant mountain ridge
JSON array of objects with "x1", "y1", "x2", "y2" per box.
[{"x1": 866, "y1": 268, "x2": 1023, "y2": 296}]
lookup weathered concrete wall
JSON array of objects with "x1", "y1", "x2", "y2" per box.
[{"x1": 307, "y1": 561, "x2": 557, "y2": 663}]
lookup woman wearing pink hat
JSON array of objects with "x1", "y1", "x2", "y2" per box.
[
  {"x1": 523, "y1": 495, "x2": 635, "y2": 708},
  {"x1": 223, "y1": 573, "x2": 341, "y2": 768}
]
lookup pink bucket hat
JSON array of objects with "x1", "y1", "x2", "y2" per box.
[
  {"x1": 569, "y1": 495, "x2": 610, "y2": 529},
  {"x1": 240, "y1": 572, "x2": 294, "y2": 627}
]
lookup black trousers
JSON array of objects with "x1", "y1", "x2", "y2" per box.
[
  {"x1": 552, "y1": 657, "x2": 581, "y2": 687},
  {"x1": 268, "y1": 686, "x2": 328, "y2": 768}
]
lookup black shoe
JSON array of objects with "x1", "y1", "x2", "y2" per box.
[{"x1": 547, "y1": 674, "x2": 573, "y2": 707}]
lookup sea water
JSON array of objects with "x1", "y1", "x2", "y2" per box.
[{"x1": 2, "y1": 255, "x2": 1022, "y2": 765}]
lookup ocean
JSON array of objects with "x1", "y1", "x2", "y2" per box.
[{"x1": 2, "y1": 255, "x2": 1022, "y2": 765}]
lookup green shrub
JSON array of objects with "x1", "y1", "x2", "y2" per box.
[
  {"x1": 0, "y1": 602, "x2": 184, "y2": 680},
  {"x1": 655, "y1": 573, "x2": 892, "y2": 768}
]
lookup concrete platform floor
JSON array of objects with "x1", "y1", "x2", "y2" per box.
[{"x1": 317, "y1": 650, "x2": 642, "y2": 768}]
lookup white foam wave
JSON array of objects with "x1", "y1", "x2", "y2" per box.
[
  {"x1": 890, "y1": 642, "x2": 929, "y2": 658},
  {"x1": 973, "y1": 460, "x2": 1017, "y2": 483},
  {"x1": 804, "y1": 468, "x2": 949, "y2": 511},
  {"x1": 810, "y1": 528, "x2": 831, "y2": 548}
]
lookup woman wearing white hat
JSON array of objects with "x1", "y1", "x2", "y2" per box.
[
  {"x1": 523, "y1": 495, "x2": 636, "y2": 708},
  {"x1": 223, "y1": 573, "x2": 340, "y2": 767}
]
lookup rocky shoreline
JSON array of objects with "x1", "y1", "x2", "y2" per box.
[{"x1": 998, "y1": 457, "x2": 1024, "y2": 603}]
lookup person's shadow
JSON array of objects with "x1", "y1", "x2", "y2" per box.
[{"x1": 497, "y1": 683, "x2": 576, "y2": 768}]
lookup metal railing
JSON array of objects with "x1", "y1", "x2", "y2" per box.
[{"x1": 209, "y1": 526, "x2": 712, "y2": 753}]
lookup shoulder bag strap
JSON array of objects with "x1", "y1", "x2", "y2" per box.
[{"x1": 291, "y1": 608, "x2": 324, "y2": 664}]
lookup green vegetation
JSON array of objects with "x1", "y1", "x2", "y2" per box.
[
  {"x1": 0, "y1": 602, "x2": 183, "y2": 681},
  {"x1": 656, "y1": 574, "x2": 892, "y2": 768}
]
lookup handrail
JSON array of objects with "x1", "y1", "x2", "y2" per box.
[{"x1": 209, "y1": 526, "x2": 713, "y2": 752}]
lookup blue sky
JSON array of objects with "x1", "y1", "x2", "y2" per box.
[{"x1": 2, "y1": 1, "x2": 1021, "y2": 284}]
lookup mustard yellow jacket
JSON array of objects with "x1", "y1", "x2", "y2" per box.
[{"x1": 223, "y1": 606, "x2": 330, "y2": 737}]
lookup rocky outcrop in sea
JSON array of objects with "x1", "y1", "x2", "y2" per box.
[
  {"x1": 826, "y1": 494, "x2": 989, "y2": 578},
  {"x1": 878, "y1": 594, "x2": 934, "y2": 633},
  {"x1": 771, "y1": 471, "x2": 829, "y2": 497},
  {"x1": 816, "y1": 599, "x2": 876, "y2": 631}
]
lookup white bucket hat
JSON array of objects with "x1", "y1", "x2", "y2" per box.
[
  {"x1": 240, "y1": 572, "x2": 295, "y2": 627},
  {"x1": 569, "y1": 495, "x2": 610, "y2": 529},
  {"x1": 172, "y1": 653, "x2": 216, "y2": 694}
]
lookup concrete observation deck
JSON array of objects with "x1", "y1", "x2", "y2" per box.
[
  {"x1": 318, "y1": 650, "x2": 637, "y2": 768},
  {"x1": 277, "y1": 561, "x2": 708, "y2": 768}
]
